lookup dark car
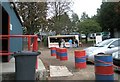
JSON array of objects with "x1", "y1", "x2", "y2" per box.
[{"x1": 112, "y1": 51, "x2": 120, "y2": 71}]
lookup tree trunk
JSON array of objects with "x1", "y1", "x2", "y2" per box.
[
  {"x1": 27, "y1": 26, "x2": 34, "y2": 44},
  {"x1": 110, "y1": 28, "x2": 114, "y2": 38},
  {"x1": 85, "y1": 34, "x2": 88, "y2": 43}
]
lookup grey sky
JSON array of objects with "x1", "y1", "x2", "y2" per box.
[{"x1": 72, "y1": 0, "x2": 102, "y2": 18}]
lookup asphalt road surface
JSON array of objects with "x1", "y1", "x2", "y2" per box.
[{"x1": 39, "y1": 46, "x2": 120, "y2": 81}]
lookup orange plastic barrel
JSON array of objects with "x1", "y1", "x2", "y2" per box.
[
  {"x1": 74, "y1": 50, "x2": 86, "y2": 69},
  {"x1": 51, "y1": 47, "x2": 56, "y2": 56},
  {"x1": 56, "y1": 48, "x2": 60, "y2": 59},
  {"x1": 95, "y1": 54, "x2": 114, "y2": 80},
  {"x1": 59, "y1": 48, "x2": 68, "y2": 61}
]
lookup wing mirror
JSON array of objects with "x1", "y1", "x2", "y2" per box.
[{"x1": 109, "y1": 45, "x2": 115, "y2": 48}]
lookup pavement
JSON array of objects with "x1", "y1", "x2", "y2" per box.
[
  {"x1": 0, "y1": 43, "x2": 120, "y2": 81},
  {"x1": 39, "y1": 47, "x2": 120, "y2": 81},
  {"x1": 0, "y1": 56, "x2": 47, "y2": 80}
]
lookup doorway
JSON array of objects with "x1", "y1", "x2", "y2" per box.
[{"x1": 2, "y1": 7, "x2": 10, "y2": 62}]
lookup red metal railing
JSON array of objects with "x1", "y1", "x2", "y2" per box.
[
  {"x1": 0, "y1": 35, "x2": 38, "y2": 54},
  {"x1": 0, "y1": 35, "x2": 39, "y2": 69}
]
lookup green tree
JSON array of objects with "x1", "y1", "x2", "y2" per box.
[
  {"x1": 97, "y1": 2, "x2": 120, "y2": 38},
  {"x1": 48, "y1": 1, "x2": 72, "y2": 17},
  {"x1": 71, "y1": 13, "x2": 80, "y2": 32},
  {"x1": 49, "y1": 12, "x2": 72, "y2": 34},
  {"x1": 80, "y1": 12, "x2": 90, "y2": 21},
  {"x1": 78, "y1": 19, "x2": 101, "y2": 43},
  {"x1": 16, "y1": 2, "x2": 48, "y2": 34},
  {"x1": 47, "y1": 1, "x2": 73, "y2": 34}
]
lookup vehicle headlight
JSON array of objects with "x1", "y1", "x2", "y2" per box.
[
  {"x1": 86, "y1": 51, "x2": 93, "y2": 55},
  {"x1": 112, "y1": 52, "x2": 119, "y2": 59},
  {"x1": 92, "y1": 52, "x2": 98, "y2": 56},
  {"x1": 112, "y1": 53, "x2": 116, "y2": 58},
  {"x1": 86, "y1": 51, "x2": 92, "y2": 54}
]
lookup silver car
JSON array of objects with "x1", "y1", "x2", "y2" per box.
[
  {"x1": 84, "y1": 38, "x2": 120, "y2": 62},
  {"x1": 112, "y1": 51, "x2": 120, "y2": 71}
]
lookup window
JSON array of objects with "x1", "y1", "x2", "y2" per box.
[
  {"x1": 50, "y1": 38, "x2": 59, "y2": 43},
  {"x1": 110, "y1": 40, "x2": 120, "y2": 47},
  {"x1": 95, "y1": 39, "x2": 113, "y2": 47}
]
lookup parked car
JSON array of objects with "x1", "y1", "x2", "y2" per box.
[
  {"x1": 89, "y1": 32, "x2": 110, "y2": 40},
  {"x1": 112, "y1": 51, "x2": 120, "y2": 71},
  {"x1": 81, "y1": 34, "x2": 86, "y2": 39},
  {"x1": 89, "y1": 33, "x2": 96, "y2": 39},
  {"x1": 84, "y1": 38, "x2": 120, "y2": 62}
]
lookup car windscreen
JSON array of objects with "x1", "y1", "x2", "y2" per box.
[{"x1": 95, "y1": 39, "x2": 113, "y2": 47}]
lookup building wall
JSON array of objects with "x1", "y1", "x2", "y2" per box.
[{"x1": 2, "y1": 2, "x2": 23, "y2": 52}]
